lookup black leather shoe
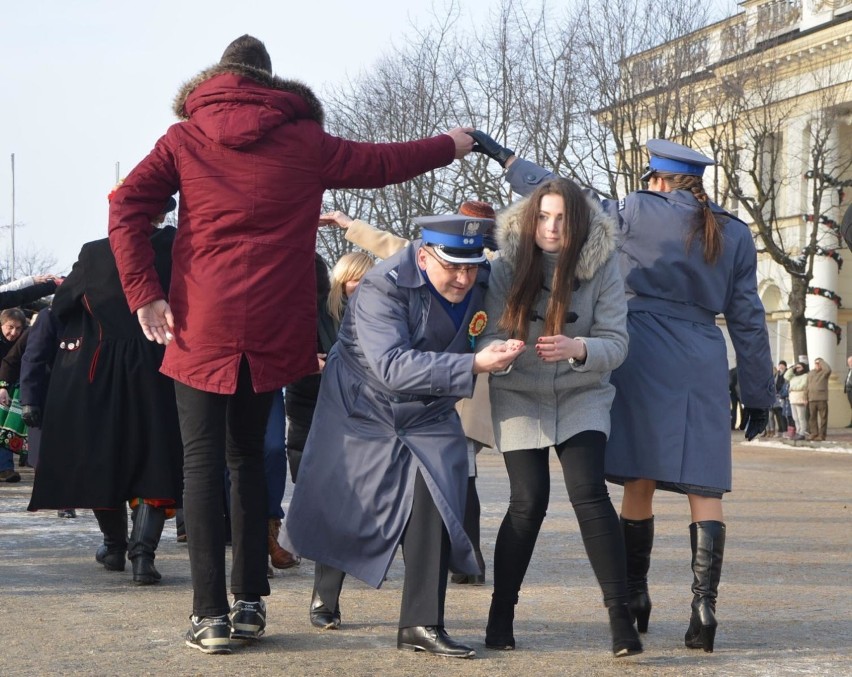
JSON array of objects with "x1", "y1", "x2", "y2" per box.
[
  {"x1": 397, "y1": 626, "x2": 475, "y2": 658},
  {"x1": 309, "y1": 590, "x2": 341, "y2": 630}
]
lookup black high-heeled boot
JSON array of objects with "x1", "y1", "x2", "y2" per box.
[
  {"x1": 608, "y1": 603, "x2": 643, "y2": 657},
  {"x1": 684, "y1": 521, "x2": 726, "y2": 653},
  {"x1": 622, "y1": 516, "x2": 654, "y2": 632},
  {"x1": 485, "y1": 595, "x2": 517, "y2": 650}
]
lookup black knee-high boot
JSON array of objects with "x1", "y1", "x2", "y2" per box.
[
  {"x1": 94, "y1": 506, "x2": 128, "y2": 571},
  {"x1": 128, "y1": 503, "x2": 167, "y2": 585},
  {"x1": 684, "y1": 521, "x2": 726, "y2": 653},
  {"x1": 622, "y1": 516, "x2": 654, "y2": 632}
]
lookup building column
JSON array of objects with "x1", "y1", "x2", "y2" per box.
[{"x1": 804, "y1": 123, "x2": 842, "y2": 367}]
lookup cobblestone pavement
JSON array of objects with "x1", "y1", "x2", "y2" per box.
[{"x1": 1, "y1": 432, "x2": 850, "y2": 676}]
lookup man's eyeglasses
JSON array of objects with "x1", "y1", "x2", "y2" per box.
[{"x1": 423, "y1": 247, "x2": 481, "y2": 273}]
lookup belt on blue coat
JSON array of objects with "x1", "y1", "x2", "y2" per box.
[{"x1": 627, "y1": 296, "x2": 716, "y2": 325}]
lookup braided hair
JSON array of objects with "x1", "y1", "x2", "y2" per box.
[{"x1": 658, "y1": 172, "x2": 723, "y2": 264}]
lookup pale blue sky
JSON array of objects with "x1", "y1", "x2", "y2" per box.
[{"x1": 1, "y1": 0, "x2": 738, "y2": 272}]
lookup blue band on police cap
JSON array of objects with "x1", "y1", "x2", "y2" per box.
[
  {"x1": 649, "y1": 156, "x2": 705, "y2": 177},
  {"x1": 421, "y1": 228, "x2": 483, "y2": 249}
]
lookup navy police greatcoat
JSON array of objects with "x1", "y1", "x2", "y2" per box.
[
  {"x1": 282, "y1": 242, "x2": 486, "y2": 587},
  {"x1": 506, "y1": 158, "x2": 774, "y2": 493}
]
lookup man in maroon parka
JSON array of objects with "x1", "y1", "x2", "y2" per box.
[{"x1": 108, "y1": 34, "x2": 474, "y2": 654}]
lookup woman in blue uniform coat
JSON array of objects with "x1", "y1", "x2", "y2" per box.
[
  {"x1": 469, "y1": 132, "x2": 774, "y2": 654},
  {"x1": 282, "y1": 214, "x2": 524, "y2": 658}
]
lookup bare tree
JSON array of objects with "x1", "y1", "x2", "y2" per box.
[
  {"x1": 704, "y1": 42, "x2": 852, "y2": 356},
  {"x1": 570, "y1": 0, "x2": 712, "y2": 197},
  {"x1": 0, "y1": 244, "x2": 59, "y2": 285},
  {"x1": 318, "y1": 2, "x2": 471, "y2": 265}
]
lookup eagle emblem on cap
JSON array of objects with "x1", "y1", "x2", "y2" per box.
[{"x1": 464, "y1": 221, "x2": 481, "y2": 236}]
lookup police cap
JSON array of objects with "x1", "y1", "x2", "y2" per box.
[
  {"x1": 415, "y1": 214, "x2": 492, "y2": 264},
  {"x1": 640, "y1": 139, "x2": 714, "y2": 182}
]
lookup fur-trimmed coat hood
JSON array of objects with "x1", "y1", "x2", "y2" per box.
[
  {"x1": 172, "y1": 63, "x2": 325, "y2": 148},
  {"x1": 495, "y1": 192, "x2": 618, "y2": 281}
]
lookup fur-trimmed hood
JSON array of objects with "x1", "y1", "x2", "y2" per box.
[
  {"x1": 172, "y1": 62, "x2": 324, "y2": 126},
  {"x1": 495, "y1": 192, "x2": 618, "y2": 281}
]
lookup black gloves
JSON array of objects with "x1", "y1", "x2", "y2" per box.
[
  {"x1": 22, "y1": 405, "x2": 42, "y2": 428},
  {"x1": 743, "y1": 407, "x2": 769, "y2": 441},
  {"x1": 468, "y1": 130, "x2": 515, "y2": 168}
]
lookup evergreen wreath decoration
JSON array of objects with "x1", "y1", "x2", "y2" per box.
[
  {"x1": 805, "y1": 317, "x2": 842, "y2": 344},
  {"x1": 807, "y1": 286, "x2": 842, "y2": 306}
]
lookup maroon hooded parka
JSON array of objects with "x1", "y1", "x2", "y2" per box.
[{"x1": 109, "y1": 64, "x2": 455, "y2": 394}]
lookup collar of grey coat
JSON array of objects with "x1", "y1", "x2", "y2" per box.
[
  {"x1": 495, "y1": 192, "x2": 618, "y2": 282},
  {"x1": 172, "y1": 62, "x2": 325, "y2": 125}
]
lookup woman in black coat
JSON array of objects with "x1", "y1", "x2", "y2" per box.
[{"x1": 28, "y1": 219, "x2": 183, "y2": 585}]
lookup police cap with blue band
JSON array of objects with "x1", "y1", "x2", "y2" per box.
[
  {"x1": 415, "y1": 214, "x2": 492, "y2": 264},
  {"x1": 640, "y1": 139, "x2": 715, "y2": 182}
]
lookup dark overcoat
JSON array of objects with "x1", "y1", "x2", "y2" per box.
[
  {"x1": 281, "y1": 243, "x2": 486, "y2": 588},
  {"x1": 19, "y1": 307, "x2": 60, "y2": 412},
  {"x1": 28, "y1": 227, "x2": 182, "y2": 510},
  {"x1": 506, "y1": 159, "x2": 774, "y2": 492},
  {"x1": 18, "y1": 308, "x2": 60, "y2": 468}
]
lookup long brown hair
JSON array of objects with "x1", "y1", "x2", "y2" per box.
[
  {"x1": 499, "y1": 178, "x2": 591, "y2": 341},
  {"x1": 658, "y1": 172, "x2": 723, "y2": 264}
]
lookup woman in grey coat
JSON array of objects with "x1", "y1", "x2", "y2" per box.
[
  {"x1": 477, "y1": 177, "x2": 641, "y2": 657},
  {"x1": 469, "y1": 132, "x2": 774, "y2": 655}
]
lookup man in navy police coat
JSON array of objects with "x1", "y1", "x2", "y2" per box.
[{"x1": 283, "y1": 214, "x2": 524, "y2": 658}]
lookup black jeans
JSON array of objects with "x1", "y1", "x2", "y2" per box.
[
  {"x1": 174, "y1": 358, "x2": 274, "y2": 617},
  {"x1": 493, "y1": 430, "x2": 628, "y2": 606},
  {"x1": 771, "y1": 406, "x2": 786, "y2": 432}
]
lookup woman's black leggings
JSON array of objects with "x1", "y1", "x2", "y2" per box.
[{"x1": 492, "y1": 430, "x2": 628, "y2": 606}]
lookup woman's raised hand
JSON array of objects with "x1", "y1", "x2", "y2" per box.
[{"x1": 319, "y1": 211, "x2": 354, "y2": 229}]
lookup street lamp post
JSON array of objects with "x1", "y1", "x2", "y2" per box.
[{"x1": 10, "y1": 153, "x2": 15, "y2": 281}]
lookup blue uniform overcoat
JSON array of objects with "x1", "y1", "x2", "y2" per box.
[
  {"x1": 281, "y1": 242, "x2": 486, "y2": 587},
  {"x1": 506, "y1": 159, "x2": 774, "y2": 492}
]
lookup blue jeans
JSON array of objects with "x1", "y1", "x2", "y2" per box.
[
  {"x1": 264, "y1": 389, "x2": 287, "y2": 520},
  {"x1": 0, "y1": 447, "x2": 14, "y2": 472}
]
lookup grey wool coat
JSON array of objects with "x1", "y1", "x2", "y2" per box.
[
  {"x1": 479, "y1": 192, "x2": 628, "y2": 452},
  {"x1": 281, "y1": 242, "x2": 484, "y2": 587}
]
